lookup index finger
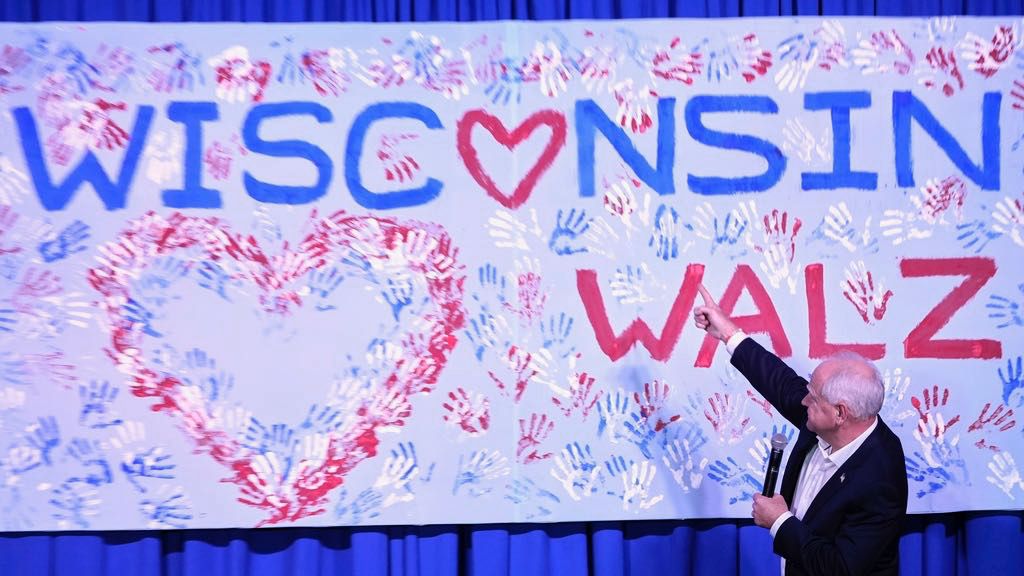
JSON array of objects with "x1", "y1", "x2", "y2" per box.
[{"x1": 697, "y1": 283, "x2": 716, "y2": 307}]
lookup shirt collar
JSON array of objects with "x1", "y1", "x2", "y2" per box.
[{"x1": 815, "y1": 417, "x2": 878, "y2": 467}]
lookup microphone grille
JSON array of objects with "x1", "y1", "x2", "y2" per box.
[{"x1": 770, "y1": 433, "x2": 789, "y2": 450}]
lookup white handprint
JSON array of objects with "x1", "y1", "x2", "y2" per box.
[
  {"x1": 986, "y1": 452, "x2": 1024, "y2": 499},
  {"x1": 487, "y1": 209, "x2": 541, "y2": 251},
  {"x1": 621, "y1": 460, "x2": 664, "y2": 511},
  {"x1": 661, "y1": 438, "x2": 708, "y2": 493},
  {"x1": 992, "y1": 196, "x2": 1024, "y2": 247}
]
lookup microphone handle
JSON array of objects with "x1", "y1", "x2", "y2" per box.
[{"x1": 762, "y1": 448, "x2": 784, "y2": 497}]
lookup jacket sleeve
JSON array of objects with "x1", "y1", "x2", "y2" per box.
[
  {"x1": 729, "y1": 337, "x2": 809, "y2": 430},
  {"x1": 772, "y1": 466, "x2": 906, "y2": 576}
]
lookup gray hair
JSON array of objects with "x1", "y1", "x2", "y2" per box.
[{"x1": 819, "y1": 351, "x2": 884, "y2": 421}]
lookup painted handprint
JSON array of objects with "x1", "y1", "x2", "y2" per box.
[
  {"x1": 704, "y1": 392, "x2": 754, "y2": 445},
  {"x1": 999, "y1": 356, "x2": 1024, "y2": 407},
  {"x1": 986, "y1": 452, "x2": 1024, "y2": 499},
  {"x1": 517, "y1": 413, "x2": 555, "y2": 464},
  {"x1": 452, "y1": 449, "x2": 510, "y2": 497},
  {"x1": 442, "y1": 387, "x2": 490, "y2": 437},
  {"x1": 662, "y1": 436, "x2": 709, "y2": 493},
  {"x1": 621, "y1": 460, "x2": 664, "y2": 512},
  {"x1": 551, "y1": 371, "x2": 601, "y2": 420},
  {"x1": 911, "y1": 385, "x2": 962, "y2": 431},
  {"x1": 549, "y1": 442, "x2": 601, "y2": 501},
  {"x1": 881, "y1": 367, "x2": 917, "y2": 426},
  {"x1": 841, "y1": 260, "x2": 894, "y2": 324}
]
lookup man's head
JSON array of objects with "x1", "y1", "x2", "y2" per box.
[{"x1": 802, "y1": 351, "x2": 884, "y2": 439}]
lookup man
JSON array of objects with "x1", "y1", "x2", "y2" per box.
[{"x1": 693, "y1": 284, "x2": 907, "y2": 576}]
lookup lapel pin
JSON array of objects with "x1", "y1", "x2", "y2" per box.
[{"x1": 840, "y1": 473, "x2": 846, "y2": 483}]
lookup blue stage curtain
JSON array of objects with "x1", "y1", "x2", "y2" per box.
[{"x1": 1, "y1": 1, "x2": 1023, "y2": 575}]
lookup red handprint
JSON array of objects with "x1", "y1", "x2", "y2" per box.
[
  {"x1": 841, "y1": 261, "x2": 894, "y2": 324},
  {"x1": 964, "y1": 25, "x2": 1016, "y2": 78},
  {"x1": 921, "y1": 47, "x2": 965, "y2": 97},
  {"x1": 917, "y1": 176, "x2": 967, "y2": 223},
  {"x1": 364, "y1": 386, "x2": 413, "y2": 428},
  {"x1": 14, "y1": 268, "x2": 62, "y2": 309},
  {"x1": 968, "y1": 403, "x2": 1016, "y2": 433},
  {"x1": 704, "y1": 392, "x2": 753, "y2": 444},
  {"x1": 551, "y1": 372, "x2": 601, "y2": 420},
  {"x1": 301, "y1": 49, "x2": 351, "y2": 97},
  {"x1": 517, "y1": 413, "x2": 554, "y2": 464},
  {"x1": 633, "y1": 380, "x2": 681, "y2": 432},
  {"x1": 488, "y1": 345, "x2": 536, "y2": 403},
  {"x1": 442, "y1": 387, "x2": 490, "y2": 436},
  {"x1": 204, "y1": 141, "x2": 234, "y2": 181},
  {"x1": 80, "y1": 99, "x2": 130, "y2": 150},
  {"x1": 503, "y1": 271, "x2": 547, "y2": 326},
  {"x1": 911, "y1": 385, "x2": 961, "y2": 432},
  {"x1": 753, "y1": 208, "x2": 803, "y2": 262},
  {"x1": 376, "y1": 133, "x2": 421, "y2": 183},
  {"x1": 650, "y1": 38, "x2": 702, "y2": 85}
]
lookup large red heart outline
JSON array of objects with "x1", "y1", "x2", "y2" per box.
[
  {"x1": 87, "y1": 211, "x2": 465, "y2": 526},
  {"x1": 457, "y1": 109, "x2": 567, "y2": 210}
]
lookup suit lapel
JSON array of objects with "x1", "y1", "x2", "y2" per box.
[
  {"x1": 781, "y1": 431, "x2": 817, "y2": 503},
  {"x1": 800, "y1": 426, "x2": 882, "y2": 523}
]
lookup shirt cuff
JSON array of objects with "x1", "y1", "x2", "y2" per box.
[
  {"x1": 770, "y1": 511, "x2": 793, "y2": 539},
  {"x1": 725, "y1": 330, "x2": 748, "y2": 355}
]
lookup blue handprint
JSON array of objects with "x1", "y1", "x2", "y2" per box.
[
  {"x1": 306, "y1": 266, "x2": 345, "y2": 311},
  {"x1": 122, "y1": 298, "x2": 162, "y2": 338},
  {"x1": 26, "y1": 416, "x2": 60, "y2": 466},
  {"x1": 1000, "y1": 356, "x2": 1024, "y2": 407},
  {"x1": 484, "y1": 60, "x2": 524, "y2": 106},
  {"x1": 65, "y1": 438, "x2": 112, "y2": 486},
  {"x1": 710, "y1": 211, "x2": 749, "y2": 254},
  {"x1": 78, "y1": 380, "x2": 123, "y2": 429},
  {"x1": 987, "y1": 284, "x2": 1024, "y2": 329},
  {"x1": 623, "y1": 412, "x2": 656, "y2": 459},
  {"x1": 707, "y1": 457, "x2": 761, "y2": 504},
  {"x1": 452, "y1": 449, "x2": 509, "y2": 497},
  {"x1": 956, "y1": 219, "x2": 1002, "y2": 254},
  {"x1": 334, "y1": 488, "x2": 383, "y2": 524},
  {"x1": 649, "y1": 204, "x2": 681, "y2": 261},
  {"x1": 504, "y1": 477, "x2": 560, "y2": 519},
  {"x1": 300, "y1": 403, "x2": 344, "y2": 433},
  {"x1": 121, "y1": 447, "x2": 176, "y2": 492},
  {"x1": 273, "y1": 38, "x2": 307, "y2": 85},
  {"x1": 548, "y1": 208, "x2": 591, "y2": 256},
  {"x1": 138, "y1": 257, "x2": 189, "y2": 296},
  {"x1": 196, "y1": 260, "x2": 234, "y2": 301},
  {"x1": 597, "y1": 389, "x2": 630, "y2": 440},
  {"x1": 541, "y1": 312, "x2": 575, "y2": 357},
  {"x1": 140, "y1": 489, "x2": 193, "y2": 528},
  {"x1": 905, "y1": 453, "x2": 954, "y2": 498},
  {"x1": 477, "y1": 263, "x2": 508, "y2": 302},
  {"x1": 380, "y1": 276, "x2": 414, "y2": 320},
  {"x1": 38, "y1": 220, "x2": 90, "y2": 263},
  {"x1": 464, "y1": 311, "x2": 506, "y2": 361},
  {"x1": 49, "y1": 480, "x2": 97, "y2": 529},
  {"x1": 601, "y1": 454, "x2": 634, "y2": 497},
  {"x1": 242, "y1": 418, "x2": 298, "y2": 455},
  {"x1": 56, "y1": 45, "x2": 103, "y2": 94}
]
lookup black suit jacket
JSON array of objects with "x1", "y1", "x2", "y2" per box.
[{"x1": 730, "y1": 338, "x2": 908, "y2": 576}]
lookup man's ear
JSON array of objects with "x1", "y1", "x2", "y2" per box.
[{"x1": 834, "y1": 402, "x2": 848, "y2": 425}]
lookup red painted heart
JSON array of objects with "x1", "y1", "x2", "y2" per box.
[
  {"x1": 87, "y1": 210, "x2": 465, "y2": 526},
  {"x1": 457, "y1": 109, "x2": 567, "y2": 210}
]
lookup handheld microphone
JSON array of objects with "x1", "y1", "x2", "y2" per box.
[{"x1": 762, "y1": 433, "x2": 789, "y2": 497}]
